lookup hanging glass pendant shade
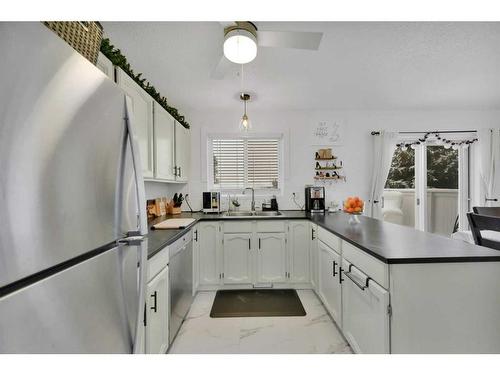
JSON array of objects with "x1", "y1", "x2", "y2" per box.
[{"x1": 239, "y1": 93, "x2": 252, "y2": 132}]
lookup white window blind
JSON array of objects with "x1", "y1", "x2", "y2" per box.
[
  {"x1": 247, "y1": 139, "x2": 279, "y2": 189},
  {"x1": 211, "y1": 137, "x2": 281, "y2": 191},
  {"x1": 212, "y1": 139, "x2": 245, "y2": 189}
]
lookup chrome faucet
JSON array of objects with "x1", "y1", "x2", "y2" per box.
[{"x1": 242, "y1": 187, "x2": 255, "y2": 212}]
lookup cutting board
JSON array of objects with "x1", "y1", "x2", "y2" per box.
[{"x1": 151, "y1": 218, "x2": 196, "y2": 230}]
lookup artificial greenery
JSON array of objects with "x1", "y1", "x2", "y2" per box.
[{"x1": 100, "y1": 38, "x2": 189, "y2": 129}]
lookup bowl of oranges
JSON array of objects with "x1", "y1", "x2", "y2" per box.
[{"x1": 343, "y1": 196, "x2": 364, "y2": 224}]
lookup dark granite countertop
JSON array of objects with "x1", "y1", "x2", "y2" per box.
[
  {"x1": 310, "y1": 212, "x2": 500, "y2": 264},
  {"x1": 146, "y1": 210, "x2": 500, "y2": 263}
]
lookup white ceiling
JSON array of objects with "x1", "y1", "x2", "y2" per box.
[{"x1": 102, "y1": 22, "x2": 500, "y2": 112}]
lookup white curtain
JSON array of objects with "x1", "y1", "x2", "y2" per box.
[
  {"x1": 368, "y1": 131, "x2": 398, "y2": 218},
  {"x1": 478, "y1": 128, "x2": 500, "y2": 206}
]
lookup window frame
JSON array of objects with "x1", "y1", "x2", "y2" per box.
[{"x1": 207, "y1": 133, "x2": 284, "y2": 196}]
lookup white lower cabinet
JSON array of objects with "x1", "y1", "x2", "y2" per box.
[
  {"x1": 256, "y1": 233, "x2": 287, "y2": 284},
  {"x1": 196, "y1": 222, "x2": 221, "y2": 287},
  {"x1": 288, "y1": 221, "x2": 310, "y2": 283},
  {"x1": 222, "y1": 233, "x2": 252, "y2": 284},
  {"x1": 310, "y1": 223, "x2": 319, "y2": 291},
  {"x1": 145, "y1": 266, "x2": 169, "y2": 354},
  {"x1": 341, "y1": 258, "x2": 390, "y2": 354},
  {"x1": 318, "y1": 240, "x2": 342, "y2": 325},
  {"x1": 195, "y1": 220, "x2": 313, "y2": 288}
]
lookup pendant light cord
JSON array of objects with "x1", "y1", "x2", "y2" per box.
[{"x1": 240, "y1": 64, "x2": 244, "y2": 93}]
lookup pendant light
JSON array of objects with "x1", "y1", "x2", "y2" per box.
[{"x1": 239, "y1": 93, "x2": 252, "y2": 132}]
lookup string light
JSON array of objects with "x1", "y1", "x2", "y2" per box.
[{"x1": 396, "y1": 132, "x2": 478, "y2": 150}]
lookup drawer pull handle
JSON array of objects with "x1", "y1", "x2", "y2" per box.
[{"x1": 344, "y1": 264, "x2": 371, "y2": 291}]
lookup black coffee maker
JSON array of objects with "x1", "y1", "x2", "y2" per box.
[{"x1": 305, "y1": 186, "x2": 325, "y2": 213}]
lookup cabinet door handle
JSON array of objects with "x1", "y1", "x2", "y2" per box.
[
  {"x1": 194, "y1": 230, "x2": 198, "y2": 242},
  {"x1": 248, "y1": 238, "x2": 251, "y2": 250},
  {"x1": 344, "y1": 264, "x2": 371, "y2": 290},
  {"x1": 178, "y1": 167, "x2": 182, "y2": 178},
  {"x1": 258, "y1": 238, "x2": 261, "y2": 249},
  {"x1": 332, "y1": 260, "x2": 337, "y2": 277},
  {"x1": 150, "y1": 291, "x2": 158, "y2": 313},
  {"x1": 344, "y1": 271, "x2": 370, "y2": 291},
  {"x1": 339, "y1": 267, "x2": 344, "y2": 284},
  {"x1": 311, "y1": 228, "x2": 315, "y2": 240}
]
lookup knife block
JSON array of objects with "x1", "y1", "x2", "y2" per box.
[{"x1": 166, "y1": 200, "x2": 182, "y2": 215}]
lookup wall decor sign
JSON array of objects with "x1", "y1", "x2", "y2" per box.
[{"x1": 311, "y1": 121, "x2": 343, "y2": 145}]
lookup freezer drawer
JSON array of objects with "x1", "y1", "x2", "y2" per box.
[
  {"x1": 0, "y1": 244, "x2": 141, "y2": 353},
  {"x1": 341, "y1": 259, "x2": 390, "y2": 354}
]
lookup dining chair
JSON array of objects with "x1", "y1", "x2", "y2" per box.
[
  {"x1": 472, "y1": 206, "x2": 500, "y2": 217},
  {"x1": 467, "y1": 213, "x2": 500, "y2": 250}
]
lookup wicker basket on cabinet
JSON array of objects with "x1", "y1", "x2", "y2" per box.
[{"x1": 43, "y1": 21, "x2": 103, "y2": 64}]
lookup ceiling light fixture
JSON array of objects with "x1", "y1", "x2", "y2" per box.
[
  {"x1": 223, "y1": 23, "x2": 258, "y2": 64},
  {"x1": 239, "y1": 93, "x2": 252, "y2": 132}
]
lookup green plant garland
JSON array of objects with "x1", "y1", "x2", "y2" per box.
[{"x1": 100, "y1": 38, "x2": 189, "y2": 129}]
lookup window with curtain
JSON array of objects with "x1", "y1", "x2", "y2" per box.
[{"x1": 209, "y1": 136, "x2": 282, "y2": 192}]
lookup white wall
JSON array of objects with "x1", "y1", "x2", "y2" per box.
[
  {"x1": 184, "y1": 108, "x2": 500, "y2": 212},
  {"x1": 144, "y1": 181, "x2": 188, "y2": 201}
]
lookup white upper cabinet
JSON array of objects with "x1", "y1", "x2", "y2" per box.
[
  {"x1": 96, "y1": 52, "x2": 114, "y2": 80},
  {"x1": 288, "y1": 221, "x2": 311, "y2": 283},
  {"x1": 153, "y1": 103, "x2": 176, "y2": 181},
  {"x1": 116, "y1": 68, "x2": 154, "y2": 178},
  {"x1": 256, "y1": 233, "x2": 287, "y2": 284},
  {"x1": 175, "y1": 122, "x2": 190, "y2": 182},
  {"x1": 222, "y1": 233, "x2": 252, "y2": 284}
]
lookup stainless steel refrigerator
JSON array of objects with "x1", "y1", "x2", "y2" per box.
[{"x1": 0, "y1": 22, "x2": 148, "y2": 353}]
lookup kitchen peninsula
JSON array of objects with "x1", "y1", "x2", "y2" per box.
[{"x1": 147, "y1": 210, "x2": 500, "y2": 353}]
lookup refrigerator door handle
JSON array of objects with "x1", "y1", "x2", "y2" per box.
[
  {"x1": 124, "y1": 95, "x2": 147, "y2": 237},
  {"x1": 123, "y1": 95, "x2": 148, "y2": 354},
  {"x1": 135, "y1": 241, "x2": 147, "y2": 354}
]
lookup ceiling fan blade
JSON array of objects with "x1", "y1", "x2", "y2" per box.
[
  {"x1": 210, "y1": 54, "x2": 232, "y2": 80},
  {"x1": 257, "y1": 30, "x2": 323, "y2": 50},
  {"x1": 219, "y1": 21, "x2": 237, "y2": 29}
]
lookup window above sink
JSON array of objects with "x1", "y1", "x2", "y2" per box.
[{"x1": 207, "y1": 134, "x2": 284, "y2": 195}]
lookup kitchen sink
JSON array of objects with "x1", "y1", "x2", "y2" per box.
[
  {"x1": 253, "y1": 211, "x2": 283, "y2": 217},
  {"x1": 223, "y1": 211, "x2": 283, "y2": 217},
  {"x1": 223, "y1": 211, "x2": 255, "y2": 217}
]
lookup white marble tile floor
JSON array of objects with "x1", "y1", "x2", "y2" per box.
[{"x1": 168, "y1": 289, "x2": 352, "y2": 354}]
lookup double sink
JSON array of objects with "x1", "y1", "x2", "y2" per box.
[{"x1": 223, "y1": 211, "x2": 283, "y2": 218}]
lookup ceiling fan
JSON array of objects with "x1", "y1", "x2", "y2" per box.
[{"x1": 211, "y1": 21, "x2": 323, "y2": 79}]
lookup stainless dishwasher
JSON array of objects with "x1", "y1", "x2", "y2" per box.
[{"x1": 168, "y1": 231, "x2": 193, "y2": 344}]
